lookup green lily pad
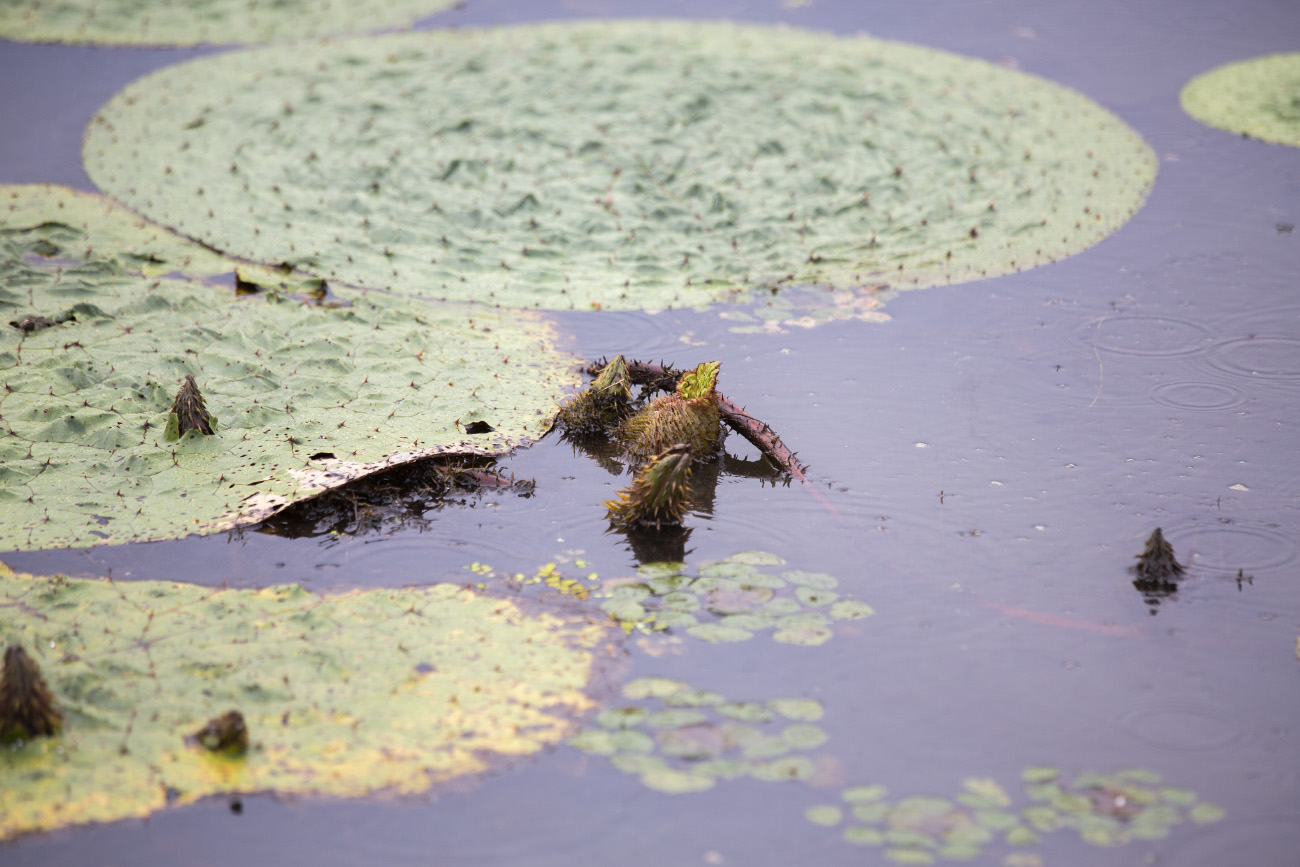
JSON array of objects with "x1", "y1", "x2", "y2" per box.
[
  {"x1": 729, "y1": 551, "x2": 787, "y2": 566},
  {"x1": 1181, "y1": 53, "x2": 1300, "y2": 148},
  {"x1": 844, "y1": 784, "x2": 889, "y2": 803},
  {"x1": 641, "y1": 767, "x2": 715, "y2": 794},
  {"x1": 829, "y1": 600, "x2": 876, "y2": 620},
  {"x1": 844, "y1": 826, "x2": 886, "y2": 846},
  {"x1": 0, "y1": 185, "x2": 576, "y2": 551},
  {"x1": 0, "y1": 564, "x2": 607, "y2": 840},
  {"x1": 805, "y1": 805, "x2": 845, "y2": 827},
  {"x1": 751, "y1": 756, "x2": 815, "y2": 782},
  {"x1": 686, "y1": 623, "x2": 754, "y2": 643},
  {"x1": 768, "y1": 698, "x2": 824, "y2": 722},
  {"x1": 0, "y1": 0, "x2": 457, "y2": 46},
  {"x1": 1189, "y1": 803, "x2": 1226, "y2": 824},
  {"x1": 83, "y1": 21, "x2": 1157, "y2": 316},
  {"x1": 572, "y1": 681, "x2": 826, "y2": 796}
]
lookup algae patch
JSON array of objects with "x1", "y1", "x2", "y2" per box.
[
  {"x1": 0, "y1": 185, "x2": 578, "y2": 551},
  {"x1": 1181, "y1": 53, "x2": 1300, "y2": 148},
  {"x1": 83, "y1": 21, "x2": 1157, "y2": 316},
  {"x1": 0, "y1": 562, "x2": 608, "y2": 840},
  {"x1": 0, "y1": 0, "x2": 457, "y2": 46}
]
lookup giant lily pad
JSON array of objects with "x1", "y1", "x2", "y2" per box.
[
  {"x1": 1181, "y1": 53, "x2": 1300, "y2": 148},
  {"x1": 0, "y1": 0, "x2": 457, "y2": 47},
  {"x1": 0, "y1": 562, "x2": 609, "y2": 840},
  {"x1": 0, "y1": 185, "x2": 578, "y2": 551},
  {"x1": 83, "y1": 21, "x2": 1157, "y2": 315}
]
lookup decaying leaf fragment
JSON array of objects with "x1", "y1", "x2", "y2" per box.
[
  {"x1": 0, "y1": 645, "x2": 62, "y2": 742},
  {"x1": 554, "y1": 354, "x2": 634, "y2": 435},
  {"x1": 605, "y1": 444, "x2": 695, "y2": 530},
  {"x1": 615, "y1": 362, "x2": 723, "y2": 462},
  {"x1": 1133, "y1": 528, "x2": 1185, "y2": 582},
  {"x1": 190, "y1": 710, "x2": 249, "y2": 755},
  {"x1": 165, "y1": 374, "x2": 217, "y2": 438}
]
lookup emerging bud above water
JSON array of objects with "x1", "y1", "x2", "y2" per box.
[
  {"x1": 605, "y1": 443, "x2": 695, "y2": 530},
  {"x1": 165, "y1": 374, "x2": 217, "y2": 439},
  {"x1": 0, "y1": 644, "x2": 63, "y2": 742}
]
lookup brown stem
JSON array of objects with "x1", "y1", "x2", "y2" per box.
[{"x1": 590, "y1": 359, "x2": 810, "y2": 482}]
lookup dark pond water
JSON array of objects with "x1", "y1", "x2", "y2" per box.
[{"x1": 3, "y1": 0, "x2": 1299, "y2": 864}]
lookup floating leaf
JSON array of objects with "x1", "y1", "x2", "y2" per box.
[
  {"x1": 1181, "y1": 53, "x2": 1300, "y2": 148},
  {"x1": 0, "y1": 0, "x2": 458, "y2": 46},
  {"x1": 845, "y1": 826, "x2": 886, "y2": 846},
  {"x1": 83, "y1": 22, "x2": 1157, "y2": 315},
  {"x1": 729, "y1": 551, "x2": 787, "y2": 566},
  {"x1": 783, "y1": 570, "x2": 839, "y2": 590},
  {"x1": 0, "y1": 564, "x2": 606, "y2": 840},
  {"x1": 0, "y1": 185, "x2": 577, "y2": 551},
  {"x1": 768, "y1": 698, "x2": 824, "y2": 722},
  {"x1": 1021, "y1": 766, "x2": 1062, "y2": 784},
  {"x1": 844, "y1": 784, "x2": 890, "y2": 803},
  {"x1": 641, "y1": 767, "x2": 715, "y2": 794},
  {"x1": 805, "y1": 805, "x2": 845, "y2": 827},
  {"x1": 1189, "y1": 803, "x2": 1226, "y2": 824},
  {"x1": 829, "y1": 600, "x2": 876, "y2": 620},
  {"x1": 622, "y1": 677, "x2": 688, "y2": 701}
]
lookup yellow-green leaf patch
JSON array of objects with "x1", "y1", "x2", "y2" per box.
[
  {"x1": 83, "y1": 21, "x2": 1157, "y2": 316},
  {"x1": 0, "y1": 185, "x2": 578, "y2": 551},
  {"x1": 0, "y1": 563, "x2": 610, "y2": 840},
  {"x1": 1181, "y1": 53, "x2": 1300, "y2": 148},
  {"x1": 0, "y1": 0, "x2": 457, "y2": 47}
]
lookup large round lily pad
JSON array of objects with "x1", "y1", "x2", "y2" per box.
[
  {"x1": 0, "y1": 185, "x2": 578, "y2": 551},
  {"x1": 83, "y1": 21, "x2": 1157, "y2": 314},
  {"x1": 0, "y1": 562, "x2": 609, "y2": 840},
  {"x1": 0, "y1": 0, "x2": 457, "y2": 47},
  {"x1": 1181, "y1": 53, "x2": 1300, "y2": 147}
]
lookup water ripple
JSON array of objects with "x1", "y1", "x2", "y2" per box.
[
  {"x1": 1079, "y1": 313, "x2": 1216, "y2": 358},
  {"x1": 1148, "y1": 380, "x2": 1249, "y2": 412},
  {"x1": 1118, "y1": 702, "x2": 1248, "y2": 752},
  {"x1": 1204, "y1": 334, "x2": 1300, "y2": 384},
  {"x1": 1167, "y1": 521, "x2": 1299, "y2": 575}
]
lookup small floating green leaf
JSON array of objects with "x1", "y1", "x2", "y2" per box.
[
  {"x1": 767, "y1": 698, "x2": 824, "y2": 722},
  {"x1": 805, "y1": 805, "x2": 844, "y2": 827},
  {"x1": 1189, "y1": 803, "x2": 1226, "y2": 824}
]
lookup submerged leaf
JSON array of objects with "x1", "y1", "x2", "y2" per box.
[{"x1": 0, "y1": 564, "x2": 607, "y2": 840}]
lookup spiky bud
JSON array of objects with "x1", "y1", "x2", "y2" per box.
[
  {"x1": 614, "y1": 361, "x2": 722, "y2": 461},
  {"x1": 1133, "y1": 527, "x2": 1185, "y2": 582},
  {"x1": 554, "y1": 354, "x2": 634, "y2": 435},
  {"x1": 165, "y1": 374, "x2": 217, "y2": 439},
  {"x1": 190, "y1": 710, "x2": 249, "y2": 755},
  {"x1": 0, "y1": 644, "x2": 62, "y2": 741},
  {"x1": 605, "y1": 443, "x2": 695, "y2": 529}
]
